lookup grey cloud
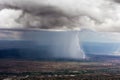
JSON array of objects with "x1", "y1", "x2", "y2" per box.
[
  {"x1": 0, "y1": 0, "x2": 76, "y2": 29},
  {"x1": 0, "y1": 0, "x2": 120, "y2": 32},
  {"x1": 113, "y1": 0, "x2": 120, "y2": 3}
]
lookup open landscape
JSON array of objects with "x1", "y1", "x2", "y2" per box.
[
  {"x1": 0, "y1": 57, "x2": 120, "y2": 80},
  {"x1": 1, "y1": 0, "x2": 120, "y2": 80}
]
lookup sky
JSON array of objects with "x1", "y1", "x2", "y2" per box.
[
  {"x1": 0, "y1": 0, "x2": 120, "y2": 32},
  {"x1": 1, "y1": 0, "x2": 120, "y2": 45},
  {"x1": 0, "y1": 0, "x2": 120, "y2": 58},
  {"x1": 80, "y1": 29, "x2": 120, "y2": 43},
  {"x1": 0, "y1": 29, "x2": 120, "y2": 43}
]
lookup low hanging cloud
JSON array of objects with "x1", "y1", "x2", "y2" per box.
[{"x1": 0, "y1": 0, "x2": 120, "y2": 32}]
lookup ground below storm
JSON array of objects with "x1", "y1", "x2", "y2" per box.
[{"x1": 0, "y1": 59, "x2": 120, "y2": 80}]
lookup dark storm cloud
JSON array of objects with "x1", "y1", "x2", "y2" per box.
[
  {"x1": 113, "y1": 0, "x2": 120, "y2": 3},
  {"x1": 0, "y1": 2, "x2": 75, "y2": 29},
  {"x1": 1, "y1": 0, "x2": 120, "y2": 31}
]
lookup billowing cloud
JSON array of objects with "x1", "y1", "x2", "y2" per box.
[
  {"x1": 0, "y1": 0, "x2": 120, "y2": 32},
  {"x1": 113, "y1": 0, "x2": 120, "y2": 3}
]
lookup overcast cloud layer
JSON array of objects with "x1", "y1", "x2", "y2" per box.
[{"x1": 0, "y1": 0, "x2": 120, "y2": 32}]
